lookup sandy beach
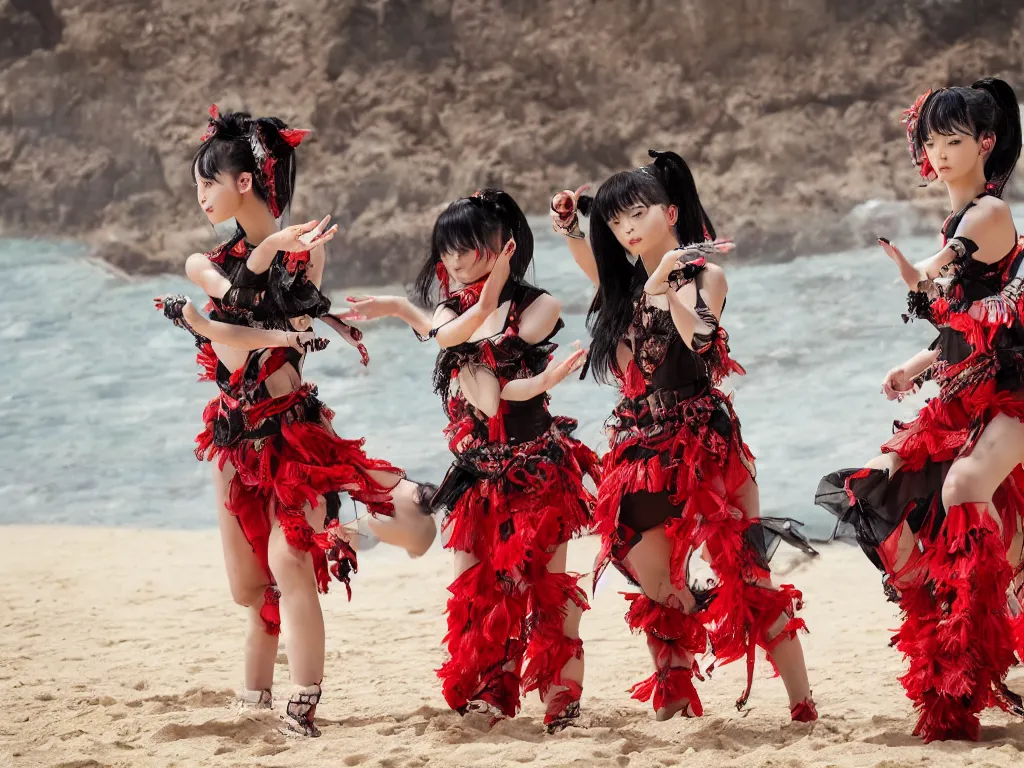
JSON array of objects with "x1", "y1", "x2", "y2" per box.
[{"x1": 2, "y1": 527, "x2": 1023, "y2": 768}]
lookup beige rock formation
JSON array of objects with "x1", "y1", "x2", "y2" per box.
[{"x1": 1, "y1": 0, "x2": 1022, "y2": 288}]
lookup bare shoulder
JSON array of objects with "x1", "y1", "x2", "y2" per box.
[
  {"x1": 964, "y1": 195, "x2": 1014, "y2": 230},
  {"x1": 433, "y1": 304, "x2": 458, "y2": 324},
  {"x1": 185, "y1": 252, "x2": 212, "y2": 279},
  {"x1": 522, "y1": 291, "x2": 563, "y2": 317},
  {"x1": 700, "y1": 262, "x2": 728, "y2": 291}
]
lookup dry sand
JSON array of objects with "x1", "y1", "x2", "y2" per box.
[{"x1": 2, "y1": 527, "x2": 1023, "y2": 768}]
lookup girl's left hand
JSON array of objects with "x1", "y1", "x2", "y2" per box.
[{"x1": 336, "y1": 295, "x2": 404, "y2": 322}]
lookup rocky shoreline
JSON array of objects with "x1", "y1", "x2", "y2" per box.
[{"x1": 2, "y1": 0, "x2": 1022, "y2": 289}]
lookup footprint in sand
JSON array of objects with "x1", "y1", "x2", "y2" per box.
[{"x1": 151, "y1": 712, "x2": 279, "y2": 744}]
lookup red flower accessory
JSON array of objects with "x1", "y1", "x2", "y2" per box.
[
  {"x1": 901, "y1": 89, "x2": 937, "y2": 182},
  {"x1": 199, "y1": 104, "x2": 220, "y2": 142}
]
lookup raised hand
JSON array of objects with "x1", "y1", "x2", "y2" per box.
[
  {"x1": 271, "y1": 215, "x2": 339, "y2": 253},
  {"x1": 479, "y1": 238, "x2": 515, "y2": 309},
  {"x1": 551, "y1": 185, "x2": 589, "y2": 238}
]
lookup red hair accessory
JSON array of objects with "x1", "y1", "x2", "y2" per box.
[
  {"x1": 436, "y1": 262, "x2": 451, "y2": 298},
  {"x1": 901, "y1": 89, "x2": 937, "y2": 182},
  {"x1": 199, "y1": 104, "x2": 220, "y2": 142},
  {"x1": 279, "y1": 128, "x2": 311, "y2": 148}
]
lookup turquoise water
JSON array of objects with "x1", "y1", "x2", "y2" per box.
[{"x1": 0, "y1": 225, "x2": 961, "y2": 539}]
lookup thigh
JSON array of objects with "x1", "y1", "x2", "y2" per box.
[
  {"x1": 214, "y1": 461, "x2": 270, "y2": 595},
  {"x1": 946, "y1": 413, "x2": 1024, "y2": 501},
  {"x1": 624, "y1": 525, "x2": 696, "y2": 612}
]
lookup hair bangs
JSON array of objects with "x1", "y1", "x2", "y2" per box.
[
  {"x1": 918, "y1": 89, "x2": 976, "y2": 142},
  {"x1": 192, "y1": 139, "x2": 234, "y2": 183},
  {"x1": 430, "y1": 199, "x2": 500, "y2": 258},
  {"x1": 592, "y1": 170, "x2": 667, "y2": 223}
]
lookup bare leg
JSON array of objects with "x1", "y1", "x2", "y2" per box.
[
  {"x1": 941, "y1": 413, "x2": 1024, "y2": 515},
  {"x1": 267, "y1": 501, "x2": 326, "y2": 688},
  {"x1": 737, "y1": 476, "x2": 811, "y2": 709},
  {"x1": 539, "y1": 543, "x2": 584, "y2": 712},
  {"x1": 214, "y1": 462, "x2": 278, "y2": 693},
  {"x1": 625, "y1": 525, "x2": 698, "y2": 720},
  {"x1": 364, "y1": 471, "x2": 437, "y2": 557}
]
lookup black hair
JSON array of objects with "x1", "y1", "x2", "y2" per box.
[
  {"x1": 580, "y1": 150, "x2": 715, "y2": 384},
  {"x1": 192, "y1": 110, "x2": 299, "y2": 217},
  {"x1": 414, "y1": 188, "x2": 534, "y2": 306},
  {"x1": 913, "y1": 78, "x2": 1021, "y2": 196}
]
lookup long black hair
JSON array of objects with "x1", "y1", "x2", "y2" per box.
[
  {"x1": 912, "y1": 78, "x2": 1021, "y2": 196},
  {"x1": 414, "y1": 188, "x2": 534, "y2": 306},
  {"x1": 192, "y1": 108, "x2": 303, "y2": 218},
  {"x1": 581, "y1": 150, "x2": 715, "y2": 384}
]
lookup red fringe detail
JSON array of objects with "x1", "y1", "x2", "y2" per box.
[
  {"x1": 544, "y1": 679, "x2": 582, "y2": 726},
  {"x1": 596, "y1": 388, "x2": 810, "y2": 710},
  {"x1": 193, "y1": 390, "x2": 403, "y2": 628},
  {"x1": 622, "y1": 594, "x2": 707, "y2": 714},
  {"x1": 437, "y1": 426, "x2": 597, "y2": 717},
  {"x1": 790, "y1": 696, "x2": 818, "y2": 722},
  {"x1": 893, "y1": 503, "x2": 1016, "y2": 742},
  {"x1": 630, "y1": 667, "x2": 703, "y2": 717},
  {"x1": 259, "y1": 585, "x2": 281, "y2": 635}
]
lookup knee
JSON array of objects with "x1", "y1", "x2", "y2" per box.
[
  {"x1": 941, "y1": 465, "x2": 987, "y2": 507},
  {"x1": 229, "y1": 579, "x2": 268, "y2": 609},
  {"x1": 267, "y1": 543, "x2": 314, "y2": 593},
  {"x1": 648, "y1": 578, "x2": 695, "y2": 613}
]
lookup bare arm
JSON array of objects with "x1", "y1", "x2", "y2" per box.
[
  {"x1": 179, "y1": 301, "x2": 306, "y2": 351},
  {"x1": 306, "y1": 243, "x2": 326, "y2": 290},
  {"x1": 432, "y1": 246, "x2": 513, "y2": 349},
  {"x1": 498, "y1": 294, "x2": 562, "y2": 402},
  {"x1": 882, "y1": 199, "x2": 1017, "y2": 289},
  {"x1": 551, "y1": 187, "x2": 599, "y2": 287},
  {"x1": 902, "y1": 346, "x2": 940, "y2": 379},
  {"x1": 185, "y1": 253, "x2": 231, "y2": 299}
]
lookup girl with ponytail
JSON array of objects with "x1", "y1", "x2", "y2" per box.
[
  {"x1": 816, "y1": 78, "x2": 1024, "y2": 742},
  {"x1": 340, "y1": 189, "x2": 601, "y2": 731},
  {"x1": 550, "y1": 151, "x2": 816, "y2": 723},
  {"x1": 154, "y1": 106, "x2": 437, "y2": 737}
]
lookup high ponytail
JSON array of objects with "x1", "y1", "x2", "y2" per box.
[
  {"x1": 583, "y1": 149, "x2": 715, "y2": 384},
  {"x1": 908, "y1": 78, "x2": 1021, "y2": 196},
  {"x1": 971, "y1": 78, "x2": 1022, "y2": 197},
  {"x1": 192, "y1": 106, "x2": 309, "y2": 219},
  {"x1": 414, "y1": 188, "x2": 535, "y2": 306}
]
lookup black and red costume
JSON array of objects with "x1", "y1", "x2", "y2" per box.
[
  {"x1": 593, "y1": 254, "x2": 813, "y2": 718},
  {"x1": 427, "y1": 278, "x2": 601, "y2": 729},
  {"x1": 815, "y1": 195, "x2": 1024, "y2": 740},
  {"x1": 163, "y1": 230, "x2": 414, "y2": 635}
]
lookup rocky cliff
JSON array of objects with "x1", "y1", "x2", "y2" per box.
[{"x1": 1, "y1": 0, "x2": 1022, "y2": 288}]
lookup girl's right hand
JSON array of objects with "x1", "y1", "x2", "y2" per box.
[
  {"x1": 479, "y1": 239, "x2": 514, "y2": 308},
  {"x1": 541, "y1": 342, "x2": 588, "y2": 390},
  {"x1": 551, "y1": 186, "x2": 588, "y2": 236},
  {"x1": 270, "y1": 215, "x2": 339, "y2": 253},
  {"x1": 881, "y1": 365, "x2": 917, "y2": 401}
]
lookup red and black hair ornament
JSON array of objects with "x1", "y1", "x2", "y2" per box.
[{"x1": 902, "y1": 89, "x2": 938, "y2": 183}]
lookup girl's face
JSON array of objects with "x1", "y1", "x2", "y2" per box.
[
  {"x1": 440, "y1": 246, "x2": 496, "y2": 286},
  {"x1": 194, "y1": 167, "x2": 251, "y2": 225},
  {"x1": 924, "y1": 130, "x2": 989, "y2": 185},
  {"x1": 606, "y1": 202, "x2": 678, "y2": 258}
]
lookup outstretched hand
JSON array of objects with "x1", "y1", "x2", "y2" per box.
[
  {"x1": 271, "y1": 215, "x2": 339, "y2": 253},
  {"x1": 541, "y1": 341, "x2": 588, "y2": 390},
  {"x1": 335, "y1": 295, "x2": 404, "y2": 322}
]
